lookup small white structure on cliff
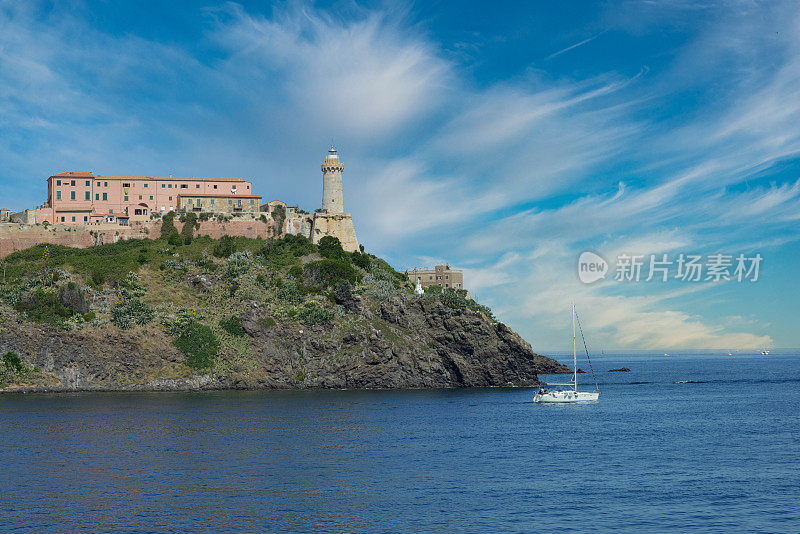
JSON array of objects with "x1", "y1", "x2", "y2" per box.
[{"x1": 312, "y1": 146, "x2": 359, "y2": 252}]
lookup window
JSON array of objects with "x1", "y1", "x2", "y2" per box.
[
  {"x1": 228, "y1": 199, "x2": 232, "y2": 205},
  {"x1": 124, "y1": 196, "x2": 129, "y2": 202},
  {"x1": 436, "y1": 276, "x2": 441, "y2": 280},
  {"x1": 247, "y1": 185, "x2": 250, "y2": 190},
  {"x1": 180, "y1": 184, "x2": 187, "y2": 189},
  {"x1": 196, "y1": 184, "x2": 200, "y2": 189},
  {"x1": 70, "y1": 180, "x2": 75, "y2": 186},
  {"x1": 83, "y1": 216, "x2": 88, "y2": 222},
  {"x1": 95, "y1": 194, "x2": 99, "y2": 200},
  {"x1": 162, "y1": 184, "x2": 166, "y2": 188},
  {"x1": 71, "y1": 216, "x2": 76, "y2": 222},
  {"x1": 61, "y1": 216, "x2": 65, "y2": 222},
  {"x1": 168, "y1": 184, "x2": 172, "y2": 188},
  {"x1": 169, "y1": 196, "x2": 172, "y2": 201},
  {"x1": 123, "y1": 183, "x2": 131, "y2": 188},
  {"x1": 102, "y1": 193, "x2": 107, "y2": 201},
  {"x1": 210, "y1": 199, "x2": 215, "y2": 205},
  {"x1": 149, "y1": 195, "x2": 153, "y2": 200},
  {"x1": 445, "y1": 275, "x2": 449, "y2": 280},
  {"x1": 109, "y1": 209, "x2": 113, "y2": 214},
  {"x1": 96, "y1": 181, "x2": 100, "y2": 186},
  {"x1": 139, "y1": 195, "x2": 142, "y2": 200},
  {"x1": 213, "y1": 185, "x2": 218, "y2": 189},
  {"x1": 85, "y1": 191, "x2": 90, "y2": 201},
  {"x1": 85, "y1": 180, "x2": 90, "y2": 187},
  {"x1": 250, "y1": 199, "x2": 254, "y2": 204},
  {"x1": 56, "y1": 191, "x2": 62, "y2": 200},
  {"x1": 104, "y1": 182, "x2": 108, "y2": 187},
  {"x1": 238, "y1": 199, "x2": 242, "y2": 206},
  {"x1": 144, "y1": 183, "x2": 148, "y2": 188},
  {"x1": 56, "y1": 180, "x2": 61, "y2": 186},
  {"x1": 187, "y1": 199, "x2": 193, "y2": 205},
  {"x1": 70, "y1": 191, "x2": 76, "y2": 201}
]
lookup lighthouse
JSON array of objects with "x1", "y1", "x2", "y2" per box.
[
  {"x1": 312, "y1": 145, "x2": 360, "y2": 252},
  {"x1": 321, "y1": 146, "x2": 344, "y2": 214}
]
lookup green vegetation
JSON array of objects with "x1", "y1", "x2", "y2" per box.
[
  {"x1": 0, "y1": 228, "x2": 500, "y2": 386},
  {"x1": 303, "y1": 259, "x2": 361, "y2": 288},
  {"x1": 425, "y1": 285, "x2": 495, "y2": 320},
  {"x1": 318, "y1": 236, "x2": 347, "y2": 260},
  {"x1": 0, "y1": 351, "x2": 33, "y2": 386},
  {"x1": 173, "y1": 321, "x2": 219, "y2": 369},
  {"x1": 160, "y1": 211, "x2": 178, "y2": 236},
  {"x1": 213, "y1": 235, "x2": 237, "y2": 258},
  {"x1": 219, "y1": 315, "x2": 245, "y2": 336},
  {"x1": 111, "y1": 297, "x2": 154, "y2": 329}
]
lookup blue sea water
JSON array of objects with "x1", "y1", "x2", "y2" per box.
[{"x1": 1, "y1": 353, "x2": 799, "y2": 533}]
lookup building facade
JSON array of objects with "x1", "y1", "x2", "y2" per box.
[
  {"x1": 176, "y1": 194, "x2": 262, "y2": 213},
  {"x1": 401, "y1": 264, "x2": 464, "y2": 290},
  {"x1": 38, "y1": 172, "x2": 256, "y2": 224}
]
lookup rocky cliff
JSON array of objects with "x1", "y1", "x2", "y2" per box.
[{"x1": 0, "y1": 234, "x2": 568, "y2": 392}]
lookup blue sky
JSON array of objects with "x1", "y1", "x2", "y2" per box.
[{"x1": 1, "y1": 0, "x2": 798, "y2": 350}]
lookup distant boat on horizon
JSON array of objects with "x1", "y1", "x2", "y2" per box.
[{"x1": 534, "y1": 303, "x2": 600, "y2": 404}]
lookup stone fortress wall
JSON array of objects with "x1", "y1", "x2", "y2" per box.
[{"x1": 0, "y1": 210, "x2": 318, "y2": 259}]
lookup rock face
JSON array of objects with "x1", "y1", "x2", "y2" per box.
[
  {"x1": 608, "y1": 367, "x2": 631, "y2": 372},
  {"x1": 0, "y1": 293, "x2": 570, "y2": 392}
]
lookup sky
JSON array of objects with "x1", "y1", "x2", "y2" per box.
[{"x1": 1, "y1": 0, "x2": 798, "y2": 351}]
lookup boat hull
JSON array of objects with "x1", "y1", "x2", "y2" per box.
[{"x1": 533, "y1": 390, "x2": 599, "y2": 403}]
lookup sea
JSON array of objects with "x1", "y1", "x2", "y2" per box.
[{"x1": 1, "y1": 352, "x2": 798, "y2": 533}]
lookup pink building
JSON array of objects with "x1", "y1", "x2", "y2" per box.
[{"x1": 37, "y1": 172, "x2": 257, "y2": 224}]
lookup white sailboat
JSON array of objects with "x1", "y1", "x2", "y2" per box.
[{"x1": 534, "y1": 303, "x2": 600, "y2": 403}]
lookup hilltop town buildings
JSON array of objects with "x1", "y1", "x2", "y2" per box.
[
  {"x1": 401, "y1": 265, "x2": 464, "y2": 290},
  {"x1": 0, "y1": 146, "x2": 360, "y2": 253},
  {"x1": 38, "y1": 172, "x2": 261, "y2": 224}
]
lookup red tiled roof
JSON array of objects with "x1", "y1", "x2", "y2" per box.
[
  {"x1": 50, "y1": 171, "x2": 94, "y2": 178},
  {"x1": 49, "y1": 172, "x2": 247, "y2": 183},
  {"x1": 178, "y1": 194, "x2": 262, "y2": 199}
]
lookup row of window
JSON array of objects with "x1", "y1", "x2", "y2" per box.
[
  {"x1": 185, "y1": 198, "x2": 254, "y2": 206},
  {"x1": 54, "y1": 179, "x2": 249, "y2": 191}
]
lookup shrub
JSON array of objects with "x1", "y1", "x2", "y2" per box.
[
  {"x1": 362, "y1": 274, "x2": 400, "y2": 301},
  {"x1": 173, "y1": 321, "x2": 219, "y2": 369},
  {"x1": 258, "y1": 316, "x2": 276, "y2": 329},
  {"x1": 160, "y1": 211, "x2": 177, "y2": 236},
  {"x1": 261, "y1": 234, "x2": 314, "y2": 270},
  {"x1": 111, "y1": 298, "x2": 154, "y2": 329},
  {"x1": 219, "y1": 315, "x2": 245, "y2": 336},
  {"x1": 213, "y1": 235, "x2": 237, "y2": 258},
  {"x1": 318, "y1": 236, "x2": 346, "y2": 260},
  {"x1": 277, "y1": 283, "x2": 305, "y2": 304},
  {"x1": 351, "y1": 252, "x2": 370, "y2": 270},
  {"x1": 15, "y1": 288, "x2": 73, "y2": 327},
  {"x1": 295, "y1": 302, "x2": 334, "y2": 325},
  {"x1": 83, "y1": 311, "x2": 96, "y2": 322},
  {"x1": 181, "y1": 212, "x2": 198, "y2": 242},
  {"x1": 303, "y1": 259, "x2": 360, "y2": 288},
  {"x1": 167, "y1": 233, "x2": 183, "y2": 246},
  {"x1": 3, "y1": 352, "x2": 23, "y2": 373}
]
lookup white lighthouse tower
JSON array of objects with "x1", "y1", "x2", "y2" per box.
[{"x1": 321, "y1": 146, "x2": 345, "y2": 214}]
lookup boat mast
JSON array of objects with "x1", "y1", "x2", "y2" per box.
[{"x1": 572, "y1": 302, "x2": 577, "y2": 391}]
